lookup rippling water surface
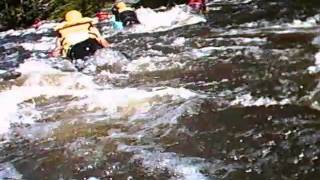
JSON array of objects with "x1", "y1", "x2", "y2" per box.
[{"x1": 1, "y1": 0, "x2": 320, "y2": 179}]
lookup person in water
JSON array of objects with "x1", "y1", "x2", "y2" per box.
[
  {"x1": 111, "y1": 1, "x2": 140, "y2": 28},
  {"x1": 187, "y1": 0, "x2": 207, "y2": 13},
  {"x1": 110, "y1": 5, "x2": 124, "y2": 30},
  {"x1": 52, "y1": 10, "x2": 110, "y2": 60}
]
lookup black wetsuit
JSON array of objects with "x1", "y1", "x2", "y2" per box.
[
  {"x1": 111, "y1": 5, "x2": 140, "y2": 27},
  {"x1": 67, "y1": 38, "x2": 102, "y2": 60},
  {"x1": 118, "y1": 10, "x2": 140, "y2": 27},
  {"x1": 111, "y1": 5, "x2": 120, "y2": 21}
]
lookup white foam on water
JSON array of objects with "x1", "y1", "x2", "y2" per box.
[
  {"x1": 0, "y1": 29, "x2": 22, "y2": 38},
  {"x1": 187, "y1": 45, "x2": 261, "y2": 59},
  {"x1": 125, "y1": 6, "x2": 206, "y2": 34},
  {"x1": 223, "y1": 14, "x2": 320, "y2": 37},
  {"x1": 21, "y1": 37, "x2": 56, "y2": 51},
  {"x1": 0, "y1": 70, "x2": 7, "y2": 74},
  {"x1": 125, "y1": 45, "x2": 260, "y2": 74},
  {"x1": 230, "y1": 93, "x2": 290, "y2": 107},
  {"x1": 128, "y1": 98, "x2": 203, "y2": 133},
  {"x1": 35, "y1": 21, "x2": 59, "y2": 33},
  {"x1": 4, "y1": 87, "x2": 199, "y2": 140},
  {"x1": 307, "y1": 52, "x2": 320, "y2": 73},
  {"x1": 93, "y1": 48, "x2": 129, "y2": 66},
  {"x1": 0, "y1": 60, "x2": 98, "y2": 135},
  {"x1": 308, "y1": 77, "x2": 320, "y2": 111},
  {"x1": 312, "y1": 36, "x2": 320, "y2": 46},
  {"x1": 0, "y1": 163, "x2": 23, "y2": 179},
  {"x1": 79, "y1": 48, "x2": 130, "y2": 74},
  {"x1": 315, "y1": 52, "x2": 320, "y2": 66},
  {"x1": 0, "y1": 21, "x2": 58, "y2": 39},
  {"x1": 0, "y1": 58, "x2": 200, "y2": 136},
  {"x1": 17, "y1": 60, "x2": 60, "y2": 74},
  {"x1": 67, "y1": 87, "x2": 198, "y2": 119},
  {"x1": 172, "y1": 37, "x2": 186, "y2": 46},
  {"x1": 87, "y1": 177, "x2": 100, "y2": 180},
  {"x1": 288, "y1": 14, "x2": 320, "y2": 28},
  {"x1": 0, "y1": 86, "x2": 77, "y2": 135},
  {"x1": 1, "y1": 42, "x2": 18, "y2": 49},
  {"x1": 126, "y1": 56, "x2": 168, "y2": 72},
  {"x1": 119, "y1": 146, "x2": 208, "y2": 180},
  {"x1": 231, "y1": 37, "x2": 267, "y2": 45},
  {"x1": 125, "y1": 55, "x2": 185, "y2": 73},
  {"x1": 17, "y1": 60, "x2": 100, "y2": 89}
]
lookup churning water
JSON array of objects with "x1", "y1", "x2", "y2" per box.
[{"x1": 1, "y1": 1, "x2": 320, "y2": 179}]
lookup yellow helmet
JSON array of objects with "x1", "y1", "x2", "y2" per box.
[
  {"x1": 65, "y1": 10, "x2": 82, "y2": 23},
  {"x1": 116, "y1": 2, "x2": 127, "y2": 10},
  {"x1": 54, "y1": 9, "x2": 93, "y2": 31}
]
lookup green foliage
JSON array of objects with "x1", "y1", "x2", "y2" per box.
[
  {"x1": 1, "y1": 0, "x2": 320, "y2": 30},
  {"x1": 295, "y1": 0, "x2": 320, "y2": 7},
  {"x1": 48, "y1": 0, "x2": 112, "y2": 20},
  {"x1": 0, "y1": 0, "x2": 112, "y2": 30},
  {"x1": 0, "y1": 0, "x2": 45, "y2": 29}
]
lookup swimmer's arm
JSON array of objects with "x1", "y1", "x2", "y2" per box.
[
  {"x1": 99, "y1": 37, "x2": 110, "y2": 48},
  {"x1": 90, "y1": 26, "x2": 111, "y2": 48}
]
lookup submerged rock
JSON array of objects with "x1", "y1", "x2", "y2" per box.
[{"x1": 0, "y1": 70, "x2": 21, "y2": 81}]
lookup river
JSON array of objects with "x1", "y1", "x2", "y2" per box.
[{"x1": 0, "y1": 0, "x2": 320, "y2": 179}]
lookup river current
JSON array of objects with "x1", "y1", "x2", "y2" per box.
[{"x1": 0, "y1": 0, "x2": 320, "y2": 179}]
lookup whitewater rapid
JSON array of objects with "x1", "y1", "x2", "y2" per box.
[{"x1": 1, "y1": 2, "x2": 320, "y2": 179}]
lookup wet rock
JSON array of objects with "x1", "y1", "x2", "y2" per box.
[
  {"x1": 0, "y1": 24, "x2": 7, "y2": 32},
  {"x1": 0, "y1": 70, "x2": 21, "y2": 81}
]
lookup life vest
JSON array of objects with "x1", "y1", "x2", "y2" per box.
[{"x1": 56, "y1": 22, "x2": 98, "y2": 57}]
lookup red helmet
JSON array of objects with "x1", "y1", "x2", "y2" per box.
[{"x1": 96, "y1": 10, "x2": 109, "y2": 21}]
